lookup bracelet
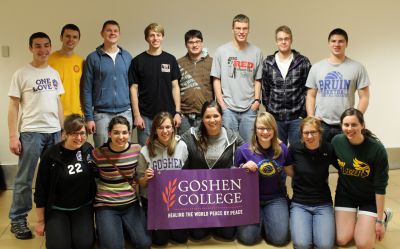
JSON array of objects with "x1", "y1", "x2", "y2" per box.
[{"x1": 376, "y1": 219, "x2": 385, "y2": 225}]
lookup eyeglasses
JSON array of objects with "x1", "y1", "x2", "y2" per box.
[
  {"x1": 187, "y1": 40, "x2": 202, "y2": 46},
  {"x1": 157, "y1": 125, "x2": 173, "y2": 131},
  {"x1": 70, "y1": 131, "x2": 87, "y2": 138},
  {"x1": 277, "y1": 37, "x2": 291, "y2": 43},
  {"x1": 302, "y1": 131, "x2": 319, "y2": 136},
  {"x1": 256, "y1": 127, "x2": 273, "y2": 132}
]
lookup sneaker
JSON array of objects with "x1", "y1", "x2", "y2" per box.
[
  {"x1": 10, "y1": 219, "x2": 33, "y2": 240},
  {"x1": 384, "y1": 208, "x2": 393, "y2": 231}
]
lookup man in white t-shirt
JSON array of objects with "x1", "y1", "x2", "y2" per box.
[
  {"x1": 306, "y1": 28, "x2": 370, "y2": 142},
  {"x1": 8, "y1": 32, "x2": 64, "y2": 240},
  {"x1": 211, "y1": 14, "x2": 263, "y2": 142}
]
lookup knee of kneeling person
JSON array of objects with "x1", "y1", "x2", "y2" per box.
[
  {"x1": 336, "y1": 236, "x2": 352, "y2": 247},
  {"x1": 237, "y1": 234, "x2": 260, "y2": 245}
]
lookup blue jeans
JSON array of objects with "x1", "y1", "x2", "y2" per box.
[
  {"x1": 276, "y1": 118, "x2": 302, "y2": 146},
  {"x1": 290, "y1": 202, "x2": 335, "y2": 249},
  {"x1": 95, "y1": 203, "x2": 151, "y2": 249},
  {"x1": 137, "y1": 115, "x2": 153, "y2": 146},
  {"x1": 93, "y1": 109, "x2": 133, "y2": 147},
  {"x1": 9, "y1": 132, "x2": 61, "y2": 221},
  {"x1": 222, "y1": 108, "x2": 257, "y2": 143},
  {"x1": 237, "y1": 197, "x2": 289, "y2": 246},
  {"x1": 178, "y1": 114, "x2": 202, "y2": 135}
]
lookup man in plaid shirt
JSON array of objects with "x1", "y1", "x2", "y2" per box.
[{"x1": 262, "y1": 25, "x2": 311, "y2": 145}]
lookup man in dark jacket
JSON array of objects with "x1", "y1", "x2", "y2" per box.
[{"x1": 262, "y1": 25, "x2": 311, "y2": 146}]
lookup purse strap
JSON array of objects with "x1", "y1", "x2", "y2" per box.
[{"x1": 99, "y1": 147, "x2": 136, "y2": 189}]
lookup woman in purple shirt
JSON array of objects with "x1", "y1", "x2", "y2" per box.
[{"x1": 234, "y1": 112, "x2": 291, "y2": 246}]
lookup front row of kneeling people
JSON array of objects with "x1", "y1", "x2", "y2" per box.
[{"x1": 34, "y1": 101, "x2": 391, "y2": 249}]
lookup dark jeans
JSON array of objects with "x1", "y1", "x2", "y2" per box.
[
  {"x1": 95, "y1": 203, "x2": 151, "y2": 249},
  {"x1": 237, "y1": 197, "x2": 289, "y2": 246},
  {"x1": 45, "y1": 205, "x2": 94, "y2": 249},
  {"x1": 276, "y1": 118, "x2": 302, "y2": 146},
  {"x1": 321, "y1": 122, "x2": 342, "y2": 143}
]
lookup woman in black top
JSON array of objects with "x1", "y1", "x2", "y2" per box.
[
  {"x1": 34, "y1": 114, "x2": 96, "y2": 249},
  {"x1": 285, "y1": 117, "x2": 336, "y2": 249}
]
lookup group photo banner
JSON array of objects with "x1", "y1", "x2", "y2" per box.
[{"x1": 147, "y1": 168, "x2": 260, "y2": 230}]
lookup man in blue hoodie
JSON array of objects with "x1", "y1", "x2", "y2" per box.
[{"x1": 82, "y1": 20, "x2": 133, "y2": 146}]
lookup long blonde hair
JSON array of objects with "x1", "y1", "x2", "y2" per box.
[{"x1": 250, "y1": 112, "x2": 282, "y2": 159}]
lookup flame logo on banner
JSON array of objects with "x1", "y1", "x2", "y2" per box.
[{"x1": 162, "y1": 178, "x2": 177, "y2": 211}]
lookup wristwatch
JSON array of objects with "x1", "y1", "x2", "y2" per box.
[
  {"x1": 253, "y1": 99, "x2": 261, "y2": 104},
  {"x1": 175, "y1": 111, "x2": 183, "y2": 117},
  {"x1": 376, "y1": 219, "x2": 385, "y2": 225}
]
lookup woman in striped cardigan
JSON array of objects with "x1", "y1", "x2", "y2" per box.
[{"x1": 92, "y1": 116, "x2": 151, "y2": 249}]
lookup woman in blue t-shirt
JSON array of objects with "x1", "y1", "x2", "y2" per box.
[{"x1": 234, "y1": 112, "x2": 290, "y2": 246}]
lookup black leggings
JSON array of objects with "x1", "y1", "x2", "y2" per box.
[
  {"x1": 141, "y1": 198, "x2": 188, "y2": 245},
  {"x1": 45, "y1": 205, "x2": 95, "y2": 249}
]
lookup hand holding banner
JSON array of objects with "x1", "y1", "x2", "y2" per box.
[{"x1": 147, "y1": 168, "x2": 259, "y2": 229}]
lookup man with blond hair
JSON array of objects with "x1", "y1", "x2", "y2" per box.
[
  {"x1": 129, "y1": 23, "x2": 181, "y2": 145},
  {"x1": 262, "y1": 25, "x2": 311, "y2": 145},
  {"x1": 211, "y1": 14, "x2": 263, "y2": 143}
]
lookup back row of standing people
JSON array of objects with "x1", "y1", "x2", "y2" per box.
[
  {"x1": 7, "y1": 13, "x2": 370, "y2": 240},
  {"x1": 79, "y1": 15, "x2": 370, "y2": 147}
]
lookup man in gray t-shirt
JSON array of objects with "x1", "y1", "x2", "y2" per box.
[
  {"x1": 211, "y1": 14, "x2": 263, "y2": 143},
  {"x1": 306, "y1": 28, "x2": 370, "y2": 142}
]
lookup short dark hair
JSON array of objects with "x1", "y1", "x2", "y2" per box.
[
  {"x1": 184, "y1": 29, "x2": 203, "y2": 44},
  {"x1": 328, "y1": 28, "x2": 348, "y2": 42},
  {"x1": 107, "y1": 115, "x2": 131, "y2": 132},
  {"x1": 232, "y1": 14, "x2": 250, "y2": 28},
  {"x1": 29, "y1": 32, "x2": 51, "y2": 48},
  {"x1": 61, "y1": 24, "x2": 81, "y2": 38},
  {"x1": 102, "y1": 20, "x2": 120, "y2": 32}
]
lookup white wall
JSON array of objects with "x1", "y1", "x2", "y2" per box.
[{"x1": 1, "y1": 0, "x2": 399, "y2": 164}]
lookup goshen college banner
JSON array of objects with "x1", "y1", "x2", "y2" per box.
[{"x1": 147, "y1": 168, "x2": 259, "y2": 230}]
